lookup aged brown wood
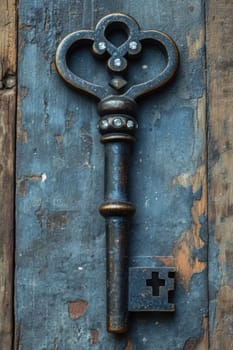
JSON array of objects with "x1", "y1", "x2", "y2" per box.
[
  {"x1": 207, "y1": 1, "x2": 233, "y2": 349},
  {"x1": 0, "y1": 0, "x2": 16, "y2": 349}
]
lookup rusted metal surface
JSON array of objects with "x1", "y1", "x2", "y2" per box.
[{"x1": 55, "y1": 13, "x2": 178, "y2": 333}]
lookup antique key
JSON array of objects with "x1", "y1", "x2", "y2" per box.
[{"x1": 55, "y1": 13, "x2": 179, "y2": 333}]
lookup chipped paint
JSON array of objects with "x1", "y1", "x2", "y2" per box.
[
  {"x1": 65, "y1": 111, "x2": 75, "y2": 129},
  {"x1": 174, "y1": 230, "x2": 206, "y2": 291},
  {"x1": 41, "y1": 173, "x2": 47, "y2": 182},
  {"x1": 17, "y1": 105, "x2": 27, "y2": 143},
  {"x1": 196, "y1": 95, "x2": 206, "y2": 137},
  {"x1": 184, "y1": 316, "x2": 208, "y2": 350},
  {"x1": 186, "y1": 27, "x2": 204, "y2": 60},
  {"x1": 47, "y1": 212, "x2": 68, "y2": 233},
  {"x1": 54, "y1": 336, "x2": 59, "y2": 350},
  {"x1": 173, "y1": 94, "x2": 207, "y2": 292},
  {"x1": 172, "y1": 172, "x2": 192, "y2": 188},
  {"x1": 173, "y1": 166, "x2": 207, "y2": 291},
  {"x1": 90, "y1": 329, "x2": 99, "y2": 345},
  {"x1": 17, "y1": 87, "x2": 28, "y2": 143},
  {"x1": 20, "y1": 86, "x2": 28, "y2": 98},
  {"x1": 157, "y1": 256, "x2": 175, "y2": 266},
  {"x1": 68, "y1": 299, "x2": 88, "y2": 319},
  {"x1": 55, "y1": 134, "x2": 63, "y2": 144},
  {"x1": 19, "y1": 23, "x2": 34, "y2": 30},
  {"x1": 17, "y1": 174, "x2": 42, "y2": 196},
  {"x1": 16, "y1": 0, "x2": 207, "y2": 347}
]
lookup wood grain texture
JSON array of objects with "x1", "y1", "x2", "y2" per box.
[
  {"x1": 16, "y1": 1, "x2": 207, "y2": 348},
  {"x1": 207, "y1": 1, "x2": 233, "y2": 349},
  {"x1": 0, "y1": 0, "x2": 16, "y2": 349}
]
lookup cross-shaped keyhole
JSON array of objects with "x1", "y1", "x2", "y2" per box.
[{"x1": 146, "y1": 272, "x2": 165, "y2": 296}]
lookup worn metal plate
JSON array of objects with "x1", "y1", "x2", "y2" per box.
[
  {"x1": 128, "y1": 266, "x2": 175, "y2": 312},
  {"x1": 16, "y1": 0, "x2": 207, "y2": 349}
]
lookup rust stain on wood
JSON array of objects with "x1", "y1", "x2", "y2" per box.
[
  {"x1": 173, "y1": 166, "x2": 207, "y2": 291},
  {"x1": 90, "y1": 329, "x2": 99, "y2": 345},
  {"x1": 183, "y1": 316, "x2": 208, "y2": 350},
  {"x1": 68, "y1": 299, "x2": 88, "y2": 319},
  {"x1": 207, "y1": 0, "x2": 233, "y2": 349}
]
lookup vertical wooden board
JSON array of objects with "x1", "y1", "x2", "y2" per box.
[
  {"x1": 0, "y1": 1, "x2": 16, "y2": 349},
  {"x1": 207, "y1": 1, "x2": 233, "y2": 349},
  {"x1": 16, "y1": 0, "x2": 207, "y2": 349}
]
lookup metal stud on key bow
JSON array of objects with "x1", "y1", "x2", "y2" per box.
[{"x1": 55, "y1": 13, "x2": 179, "y2": 333}]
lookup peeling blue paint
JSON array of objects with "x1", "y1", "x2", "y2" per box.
[{"x1": 16, "y1": 0, "x2": 207, "y2": 349}]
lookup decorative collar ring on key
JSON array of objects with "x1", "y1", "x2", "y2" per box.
[{"x1": 55, "y1": 13, "x2": 179, "y2": 101}]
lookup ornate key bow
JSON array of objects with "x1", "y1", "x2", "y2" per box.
[{"x1": 56, "y1": 13, "x2": 179, "y2": 333}]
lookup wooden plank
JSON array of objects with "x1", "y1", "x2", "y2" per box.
[
  {"x1": 16, "y1": 1, "x2": 207, "y2": 348},
  {"x1": 0, "y1": 0, "x2": 16, "y2": 349},
  {"x1": 207, "y1": 1, "x2": 233, "y2": 349}
]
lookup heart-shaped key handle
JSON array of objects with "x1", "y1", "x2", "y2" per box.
[
  {"x1": 56, "y1": 13, "x2": 179, "y2": 334},
  {"x1": 56, "y1": 13, "x2": 178, "y2": 100}
]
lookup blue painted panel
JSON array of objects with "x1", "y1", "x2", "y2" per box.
[{"x1": 16, "y1": 1, "x2": 207, "y2": 349}]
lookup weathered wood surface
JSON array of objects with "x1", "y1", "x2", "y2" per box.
[
  {"x1": 16, "y1": 1, "x2": 207, "y2": 349},
  {"x1": 0, "y1": 0, "x2": 16, "y2": 349},
  {"x1": 207, "y1": 1, "x2": 233, "y2": 349}
]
